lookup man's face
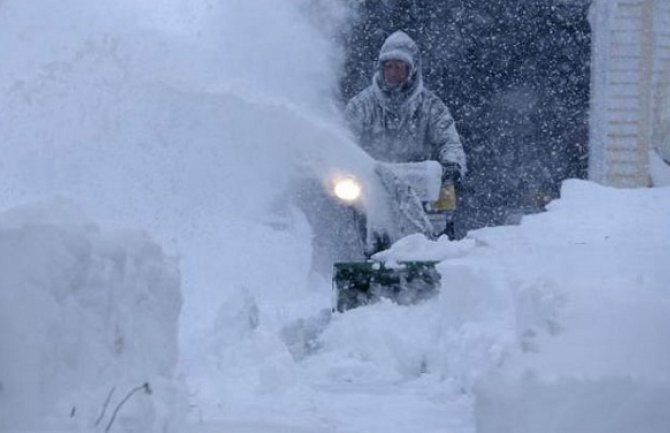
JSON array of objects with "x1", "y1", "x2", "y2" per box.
[{"x1": 383, "y1": 59, "x2": 409, "y2": 87}]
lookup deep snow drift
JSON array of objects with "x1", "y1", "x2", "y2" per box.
[
  {"x1": 0, "y1": 0, "x2": 365, "y2": 430},
  {"x1": 2, "y1": 180, "x2": 669, "y2": 432},
  {"x1": 468, "y1": 180, "x2": 670, "y2": 433},
  {"x1": 2, "y1": 1, "x2": 670, "y2": 433},
  {"x1": 0, "y1": 201, "x2": 182, "y2": 431}
]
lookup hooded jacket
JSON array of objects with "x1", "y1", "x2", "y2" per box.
[{"x1": 345, "y1": 31, "x2": 466, "y2": 176}]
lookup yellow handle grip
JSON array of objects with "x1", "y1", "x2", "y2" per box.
[{"x1": 432, "y1": 184, "x2": 457, "y2": 211}]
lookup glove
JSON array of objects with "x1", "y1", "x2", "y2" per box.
[{"x1": 441, "y1": 162, "x2": 461, "y2": 185}]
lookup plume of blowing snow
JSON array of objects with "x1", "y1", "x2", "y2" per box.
[{"x1": 0, "y1": 1, "x2": 363, "y2": 430}]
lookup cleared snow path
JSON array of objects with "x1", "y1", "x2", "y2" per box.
[{"x1": 185, "y1": 180, "x2": 670, "y2": 433}]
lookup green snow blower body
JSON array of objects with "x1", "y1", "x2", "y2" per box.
[
  {"x1": 332, "y1": 260, "x2": 441, "y2": 313},
  {"x1": 330, "y1": 161, "x2": 456, "y2": 312}
]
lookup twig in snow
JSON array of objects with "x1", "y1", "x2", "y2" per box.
[
  {"x1": 105, "y1": 382, "x2": 152, "y2": 433},
  {"x1": 95, "y1": 386, "x2": 116, "y2": 427}
]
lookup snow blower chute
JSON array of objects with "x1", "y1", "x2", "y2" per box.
[{"x1": 331, "y1": 161, "x2": 457, "y2": 312}]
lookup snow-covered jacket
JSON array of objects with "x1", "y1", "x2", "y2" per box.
[{"x1": 345, "y1": 31, "x2": 466, "y2": 175}]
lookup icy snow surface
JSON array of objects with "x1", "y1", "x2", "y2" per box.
[{"x1": 1, "y1": 1, "x2": 670, "y2": 433}]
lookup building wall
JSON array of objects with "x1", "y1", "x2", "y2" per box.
[
  {"x1": 652, "y1": 1, "x2": 670, "y2": 163},
  {"x1": 589, "y1": 0, "x2": 669, "y2": 187}
]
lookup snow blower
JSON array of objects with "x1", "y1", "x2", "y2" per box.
[{"x1": 331, "y1": 161, "x2": 457, "y2": 312}]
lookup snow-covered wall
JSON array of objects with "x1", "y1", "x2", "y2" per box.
[
  {"x1": 589, "y1": 0, "x2": 670, "y2": 187},
  {"x1": 0, "y1": 201, "x2": 182, "y2": 431}
]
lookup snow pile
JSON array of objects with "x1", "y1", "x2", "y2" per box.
[
  {"x1": 3, "y1": 1, "x2": 670, "y2": 432},
  {"x1": 178, "y1": 179, "x2": 669, "y2": 433},
  {"x1": 466, "y1": 180, "x2": 670, "y2": 433},
  {"x1": 0, "y1": 201, "x2": 182, "y2": 432},
  {"x1": 0, "y1": 0, "x2": 371, "y2": 430}
]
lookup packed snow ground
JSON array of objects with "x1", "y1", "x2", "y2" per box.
[
  {"x1": 2, "y1": 1, "x2": 670, "y2": 432},
  {"x1": 181, "y1": 179, "x2": 670, "y2": 433},
  {"x1": 2, "y1": 177, "x2": 669, "y2": 433}
]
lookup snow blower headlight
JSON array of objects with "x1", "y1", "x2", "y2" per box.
[{"x1": 333, "y1": 177, "x2": 362, "y2": 203}]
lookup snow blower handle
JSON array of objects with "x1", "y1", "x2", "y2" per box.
[
  {"x1": 432, "y1": 183, "x2": 457, "y2": 212},
  {"x1": 437, "y1": 162, "x2": 461, "y2": 210},
  {"x1": 441, "y1": 162, "x2": 462, "y2": 184},
  {"x1": 432, "y1": 162, "x2": 461, "y2": 239},
  {"x1": 426, "y1": 162, "x2": 460, "y2": 212}
]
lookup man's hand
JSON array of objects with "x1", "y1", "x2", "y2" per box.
[{"x1": 441, "y1": 162, "x2": 461, "y2": 184}]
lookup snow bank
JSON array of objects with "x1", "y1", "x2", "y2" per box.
[
  {"x1": 467, "y1": 180, "x2": 670, "y2": 433},
  {"x1": 6, "y1": 1, "x2": 669, "y2": 432},
  {"x1": 0, "y1": 201, "x2": 182, "y2": 432},
  {"x1": 0, "y1": 1, "x2": 369, "y2": 426},
  {"x1": 307, "y1": 179, "x2": 669, "y2": 432}
]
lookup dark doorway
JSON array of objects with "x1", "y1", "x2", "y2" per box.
[{"x1": 340, "y1": 0, "x2": 591, "y2": 235}]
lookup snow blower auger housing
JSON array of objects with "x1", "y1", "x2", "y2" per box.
[
  {"x1": 333, "y1": 260, "x2": 440, "y2": 312},
  {"x1": 330, "y1": 161, "x2": 455, "y2": 312}
]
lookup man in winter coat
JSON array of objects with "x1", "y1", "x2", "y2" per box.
[{"x1": 345, "y1": 30, "x2": 466, "y2": 183}]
